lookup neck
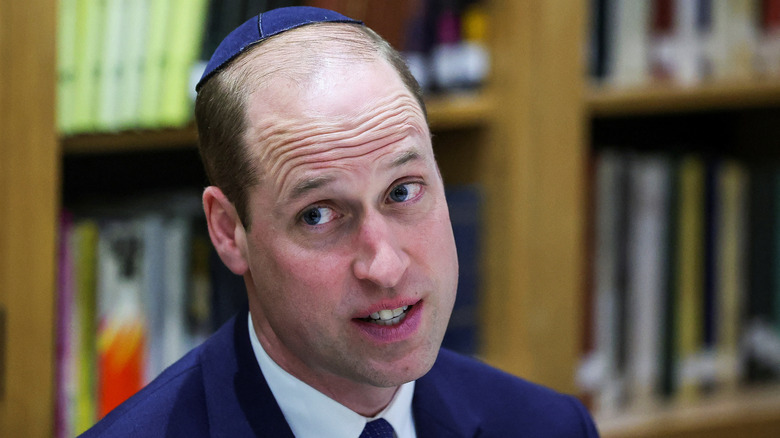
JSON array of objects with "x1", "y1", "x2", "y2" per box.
[{"x1": 249, "y1": 311, "x2": 399, "y2": 416}]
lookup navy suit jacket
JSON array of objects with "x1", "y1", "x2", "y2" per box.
[{"x1": 81, "y1": 311, "x2": 599, "y2": 437}]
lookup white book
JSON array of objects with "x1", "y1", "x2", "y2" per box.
[
  {"x1": 609, "y1": 0, "x2": 652, "y2": 86},
  {"x1": 625, "y1": 153, "x2": 671, "y2": 408},
  {"x1": 592, "y1": 149, "x2": 629, "y2": 416}
]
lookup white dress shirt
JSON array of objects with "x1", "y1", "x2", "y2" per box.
[{"x1": 248, "y1": 313, "x2": 417, "y2": 438}]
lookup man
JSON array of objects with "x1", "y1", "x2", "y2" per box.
[{"x1": 82, "y1": 6, "x2": 599, "y2": 437}]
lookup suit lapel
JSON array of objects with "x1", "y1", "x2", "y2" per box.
[
  {"x1": 200, "y1": 311, "x2": 295, "y2": 438},
  {"x1": 412, "y1": 355, "x2": 482, "y2": 438}
]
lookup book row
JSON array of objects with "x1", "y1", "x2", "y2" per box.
[
  {"x1": 579, "y1": 149, "x2": 780, "y2": 417},
  {"x1": 54, "y1": 185, "x2": 481, "y2": 436},
  {"x1": 590, "y1": 0, "x2": 780, "y2": 87},
  {"x1": 57, "y1": 0, "x2": 210, "y2": 134},
  {"x1": 56, "y1": 0, "x2": 490, "y2": 135}
]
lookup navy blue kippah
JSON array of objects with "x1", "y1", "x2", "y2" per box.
[{"x1": 196, "y1": 6, "x2": 363, "y2": 91}]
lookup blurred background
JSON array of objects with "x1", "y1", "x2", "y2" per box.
[{"x1": 2, "y1": 0, "x2": 780, "y2": 436}]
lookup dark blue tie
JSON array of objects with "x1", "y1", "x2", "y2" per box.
[{"x1": 359, "y1": 418, "x2": 395, "y2": 438}]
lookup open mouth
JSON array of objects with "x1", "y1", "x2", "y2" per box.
[{"x1": 358, "y1": 305, "x2": 413, "y2": 326}]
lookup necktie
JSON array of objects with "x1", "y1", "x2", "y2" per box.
[{"x1": 359, "y1": 418, "x2": 395, "y2": 438}]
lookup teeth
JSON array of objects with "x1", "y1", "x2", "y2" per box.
[{"x1": 366, "y1": 306, "x2": 410, "y2": 325}]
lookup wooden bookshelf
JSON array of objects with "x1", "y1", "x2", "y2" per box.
[
  {"x1": 586, "y1": 78, "x2": 780, "y2": 436},
  {"x1": 584, "y1": 35, "x2": 780, "y2": 438},
  {"x1": 587, "y1": 79, "x2": 780, "y2": 116},
  {"x1": 599, "y1": 386, "x2": 780, "y2": 438}
]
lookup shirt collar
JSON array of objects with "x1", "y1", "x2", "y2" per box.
[{"x1": 248, "y1": 312, "x2": 416, "y2": 438}]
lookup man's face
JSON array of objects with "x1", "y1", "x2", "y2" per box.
[{"x1": 239, "y1": 54, "x2": 458, "y2": 394}]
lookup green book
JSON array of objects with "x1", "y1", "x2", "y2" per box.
[
  {"x1": 72, "y1": 219, "x2": 100, "y2": 434},
  {"x1": 117, "y1": 0, "x2": 150, "y2": 129},
  {"x1": 158, "y1": 0, "x2": 209, "y2": 127},
  {"x1": 72, "y1": 0, "x2": 106, "y2": 133},
  {"x1": 96, "y1": 0, "x2": 124, "y2": 131},
  {"x1": 138, "y1": 0, "x2": 172, "y2": 128},
  {"x1": 57, "y1": 0, "x2": 79, "y2": 134}
]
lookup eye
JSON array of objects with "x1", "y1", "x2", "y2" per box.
[
  {"x1": 387, "y1": 182, "x2": 423, "y2": 203},
  {"x1": 301, "y1": 206, "x2": 337, "y2": 226}
]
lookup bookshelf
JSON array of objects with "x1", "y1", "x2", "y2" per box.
[{"x1": 585, "y1": 1, "x2": 780, "y2": 437}]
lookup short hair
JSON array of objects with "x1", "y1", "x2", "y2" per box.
[{"x1": 195, "y1": 23, "x2": 426, "y2": 228}]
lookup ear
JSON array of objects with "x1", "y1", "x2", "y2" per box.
[{"x1": 203, "y1": 186, "x2": 249, "y2": 275}]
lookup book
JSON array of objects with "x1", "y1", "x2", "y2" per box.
[
  {"x1": 57, "y1": 0, "x2": 79, "y2": 134},
  {"x1": 95, "y1": 0, "x2": 125, "y2": 131},
  {"x1": 746, "y1": 163, "x2": 778, "y2": 382},
  {"x1": 71, "y1": 219, "x2": 100, "y2": 435},
  {"x1": 158, "y1": 0, "x2": 209, "y2": 127},
  {"x1": 71, "y1": 0, "x2": 106, "y2": 133},
  {"x1": 607, "y1": 0, "x2": 652, "y2": 86},
  {"x1": 590, "y1": 149, "x2": 630, "y2": 415},
  {"x1": 674, "y1": 155, "x2": 706, "y2": 403},
  {"x1": 55, "y1": 212, "x2": 75, "y2": 438},
  {"x1": 96, "y1": 217, "x2": 147, "y2": 418},
  {"x1": 625, "y1": 153, "x2": 671, "y2": 408},
  {"x1": 714, "y1": 160, "x2": 749, "y2": 393},
  {"x1": 117, "y1": 0, "x2": 150, "y2": 129},
  {"x1": 138, "y1": 0, "x2": 172, "y2": 128}
]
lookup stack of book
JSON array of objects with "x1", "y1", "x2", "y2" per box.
[
  {"x1": 57, "y1": 0, "x2": 211, "y2": 134},
  {"x1": 54, "y1": 192, "x2": 246, "y2": 437},
  {"x1": 590, "y1": 0, "x2": 780, "y2": 87},
  {"x1": 580, "y1": 148, "x2": 780, "y2": 417}
]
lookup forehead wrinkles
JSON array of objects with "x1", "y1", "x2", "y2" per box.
[{"x1": 256, "y1": 92, "x2": 428, "y2": 192}]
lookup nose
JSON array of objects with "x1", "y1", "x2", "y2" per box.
[{"x1": 351, "y1": 211, "x2": 410, "y2": 289}]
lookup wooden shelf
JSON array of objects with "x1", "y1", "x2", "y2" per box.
[
  {"x1": 61, "y1": 92, "x2": 493, "y2": 154},
  {"x1": 587, "y1": 79, "x2": 780, "y2": 117},
  {"x1": 598, "y1": 386, "x2": 780, "y2": 438},
  {"x1": 62, "y1": 124, "x2": 198, "y2": 154},
  {"x1": 425, "y1": 91, "x2": 493, "y2": 130}
]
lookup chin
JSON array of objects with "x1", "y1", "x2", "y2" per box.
[{"x1": 363, "y1": 344, "x2": 440, "y2": 388}]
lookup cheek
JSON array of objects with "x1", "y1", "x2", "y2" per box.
[{"x1": 265, "y1": 243, "x2": 352, "y2": 308}]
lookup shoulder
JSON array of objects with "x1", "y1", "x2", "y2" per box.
[
  {"x1": 420, "y1": 349, "x2": 600, "y2": 437},
  {"x1": 78, "y1": 346, "x2": 211, "y2": 438}
]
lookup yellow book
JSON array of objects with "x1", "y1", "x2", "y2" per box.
[
  {"x1": 675, "y1": 156, "x2": 705, "y2": 403},
  {"x1": 71, "y1": 219, "x2": 100, "y2": 435},
  {"x1": 715, "y1": 160, "x2": 748, "y2": 393}
]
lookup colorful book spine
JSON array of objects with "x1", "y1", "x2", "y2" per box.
[
  {"x1": 72, "y1": 219, "x2": 100, "y2": 435},
  {"x1": 675, "y1": 155, "x2": 706, "y2": 403}
]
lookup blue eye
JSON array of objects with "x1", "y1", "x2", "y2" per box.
[
  {"x1": 301, "y1": 206, "x2": 336, "y2": 226},
  {"x1": 388, "y1": 183, "x2": 422, "y2": 203}
]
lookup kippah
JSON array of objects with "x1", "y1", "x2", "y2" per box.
[{"x1": 196, "y1": 6, "x2": 363, "y2": 91}]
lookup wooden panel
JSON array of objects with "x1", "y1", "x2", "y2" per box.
[
  {"x1": 480, "y1": 0, "x2": 587, "y2": 394},
  {"x1": 0, "y1": 0, "x2": 59, "y2": 436}
]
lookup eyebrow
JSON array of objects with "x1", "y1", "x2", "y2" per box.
[
  {"x1": 289, "y1": 175, "x2": 335, "y2": 201},
  {"x1": 388, "y1": 148, "x2": 422, "y2": 169},
  {"x1": 287, "y1": 148, "x2": 424, "y2": 202}
]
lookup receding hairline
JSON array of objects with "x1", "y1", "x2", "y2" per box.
[{"x1": 217, "y1": 23, "x2": 394, "y2": 99}]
